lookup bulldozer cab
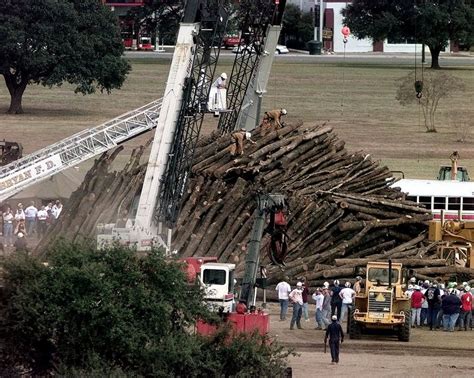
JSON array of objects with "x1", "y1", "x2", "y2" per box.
[
  {"x1": 437, "y1": 165, "x2": 469, "y2": 181},
  {"x1": 365, "y1": 262, "x2": 403, "y2": 295}
]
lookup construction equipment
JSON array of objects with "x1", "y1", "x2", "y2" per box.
[
  {"x1": 348, "y1": 260, "x2": 411, "y2": 342},
  {"x1": 97, "y1": 0, "x2": 285, "y2": 252},
  {"x1": 196, "y1": 193, "x2": 288, "y2": 335},
  {"x1": 428, "y1": 215, "x2": 474, "y2": 268},
  {"x1": 0, "y1": 140, "x2": 23, "y2": 166},
  {"x1": 437, "y1": 151, "x2": 469, "y2": 181}
]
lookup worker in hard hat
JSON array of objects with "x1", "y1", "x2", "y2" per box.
[
  {"x1": 229, "y1": 129, "x2": 256, "y2": 156},
  {"x1": 212, "y1": 72, "x2": 227, "y2": 89},
  {"x1": 260, "y1": 108, "x2": 287, "y2": 135}
]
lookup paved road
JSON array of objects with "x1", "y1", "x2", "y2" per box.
[{"x1": 126, "y1": 50, "x2": 474, "y2": 67}]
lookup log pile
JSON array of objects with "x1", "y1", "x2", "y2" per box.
[{"x1": 38, "y1": 121, "x2": 474, "y2": 285}]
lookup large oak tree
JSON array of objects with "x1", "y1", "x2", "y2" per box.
[
  {"x1": 0, "y1": 0, "x2": 130, "y2": 114},
  {"x1": 343, "y1": 0, "x2": 474, "y2": 69}
]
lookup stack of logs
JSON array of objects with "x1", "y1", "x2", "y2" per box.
[{"x1": 39, "y1": 121, "x2": 474, "y2": 287}]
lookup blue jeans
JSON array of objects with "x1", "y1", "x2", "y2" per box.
[
  {"x1": 3, "y1": 223, "x2": 13, "y2": 245},
  {"x1": 340, "y1": 303, "x2": 352, "y2": 322},
  {"x1": 302, "y1": 302, "x2": 309, "y2": 320},
  {"x1": 279, "y1": 299, "x2": 289, "y2": 320},
  {"x1": 459, "y1": 310, "x2": 472, "y2": 330},
  {"x1": 420, "y1": 308, "x2": 428, "y2": 325},
  {"x1": 315, "y1": 308, "x2": 329, "y2": 329},
  {"x1": 443, "y1": 313, "x2": 459, "y2": 331},
  {"x1": 290, "y1": 303, "x2": 302, "y2": 329},
  {"x1": 428, "y1": 306, "x2": 440, "y2": 329}
]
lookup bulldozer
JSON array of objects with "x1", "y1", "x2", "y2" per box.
[
  {"x1": 348, "y1": 260, "x2": 411, "y2": 341},
  {"x1": 428, "y1": 214, "x2": 474, "y2": 268}
]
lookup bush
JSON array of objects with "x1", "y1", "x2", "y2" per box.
[{"x1": 0, "y1": 240, "x2": 292, "y2": 376}]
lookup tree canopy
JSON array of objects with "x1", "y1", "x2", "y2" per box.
[
  {"x1": 0, "y1": 241, "x2": 292, "y2": 376},
  {"x1": 0, "y1": 0, "x2": 130, "y2": 114},
  {"x1": 343, "y1": 0, "x2": 474, "y2": 69}
]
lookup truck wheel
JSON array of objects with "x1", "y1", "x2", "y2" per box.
[
  {"x1": 398, "y1": 311, "x2": 411, "y2": 342},
  {"x1": 349, "y1": 308, "x2": 361, "y2": 339}
]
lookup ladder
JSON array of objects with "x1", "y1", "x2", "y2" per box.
[{"x1": 0, "y1": 98, "x2": 162, "y2": 202}]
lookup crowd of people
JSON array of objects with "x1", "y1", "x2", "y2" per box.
[
  {"x1": 275, "y1": 276, "x2": 473, "y2": 332},
  {"x1": 0, "y1": 199, "x2": 64, "y2": 253}
]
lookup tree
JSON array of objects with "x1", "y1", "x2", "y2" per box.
[
  {"x1": 281, "y1": 4, "x2": 314, "y2": 49},
  {"x1": 396, "y1": 70, "x2": 464, "y2": 132},
  {"x1": 0, "y1": 241, "x2": 292, "y2": 376},
  {"x1": 0, "y1": 0, "x2": 130, "y2": 114},
  {"x1": 343, "y1": 0, "x2": 474, "y2": 69}
]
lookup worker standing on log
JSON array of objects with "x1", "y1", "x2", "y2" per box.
[
  {"x1": 260, "y1": 108, "x2": 287, "y2": 135},
  {"x1": 229, "y1": 129, "x2": 256, "y2": 156}
]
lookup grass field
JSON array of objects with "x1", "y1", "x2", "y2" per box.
[{"x1": 1, "y1": 57, "x2": 474, "y2": 179}]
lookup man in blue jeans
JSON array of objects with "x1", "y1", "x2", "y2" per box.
[
  {"x1": 275, "y1": 278, "x2": 291, "y2": 321},
  {"x1": 425, "y1": 283, "x2": 441, "y2": 330},
  {"x1": 442, "y1": 289, "x2": 462, "y2": 332},
  {"x1": 289, "y1": 282, "x2": 304, "y2": 330}
]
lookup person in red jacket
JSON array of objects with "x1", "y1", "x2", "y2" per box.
[
  {"x1": 411, "y1": 285, "x2": 424, "y2": 328},
  {"x1": 459, "y1": 286, "x2": 472, "y2": 331}
]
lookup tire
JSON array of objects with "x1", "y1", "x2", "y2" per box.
[
  {"x1": 398, "y1": 311, "x2": 411, "y2": 342},
  {"x1": 349, "y1": 308, "x2": 362, "y2": 339}
]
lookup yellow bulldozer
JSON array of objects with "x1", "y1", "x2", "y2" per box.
[
  {"x1": 348, "y1": 260, "x2": 411, "y2": 341},
  {"x1": 428, "y1": 216, "x2": 474, "y2": 268}
]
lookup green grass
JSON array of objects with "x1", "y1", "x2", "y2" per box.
[{"x1": 1, "y1": 58, "x2": 473, "y2": 179}]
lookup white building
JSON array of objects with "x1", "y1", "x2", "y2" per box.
[{"x1": 287, "y1": 0, "x2": 454, "y2": 54}]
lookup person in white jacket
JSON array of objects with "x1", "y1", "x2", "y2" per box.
[{"x1": 312, "y1": 288, "x2": 330, "y2": 330}]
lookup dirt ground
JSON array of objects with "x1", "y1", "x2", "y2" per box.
[{"x1": 265, "y1": 303, "x2": 474, "y2": 377}]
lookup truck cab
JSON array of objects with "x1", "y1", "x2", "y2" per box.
[
  {"x1": 437, "y1": 165, "x2": 469, "y2": 181},
  {"x1": 181, "y1": 257, "x2": 235, "y2": 313}
]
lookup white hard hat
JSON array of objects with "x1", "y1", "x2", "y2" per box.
[
  {"x1": 345, "y1": 282, "x2": 351, "y2": 288},
  {"x1": 281, "y1": 108, "x2": 287, "y2": 115},
  {"x1": 220, "y1": 72, "x2": 227, "y2": 79},
  {"x1": 334, "y1": 280, "x2": 339, "y2": 285},
  {"x1": 466, "y1": 286, "x2": 471, "y2": 291},
  {"x1": 414, "y1": 285, "x2": 421, "y2": 290},
  {"x1": 296, "y1": 282, "x2": 303, "y2": 287},
  {"x1": 17, "y1": 232, "x2": 24, "y2": 238},
  {"x1": 323, "y1": 281, "x2": 329, "y2": 288},
  {"x1": 408, "y1": 284, "x2": 414, "y2": 290},
  {"x1": 424, "y1": 280, "x2": 430, "y2": 284},
  {"x1": 410, "y1": 277, "x2": 416, "y2": 283},
  {"x1": 245, "y1": 132, "x2": 252, "y2": 140},
  {"x1": 356, "y1": 276, "x2": 362, "y2": 281},
  {"x1": 331, "y1": 315, "x2": 337, "y2": 321},
  {"x1": 462, "y1": 282, "x2": 468, "y2": 287}
]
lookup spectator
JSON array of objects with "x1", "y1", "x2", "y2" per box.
[
  {"x1": 420, "y1": 281, "x2": 430, "y2": 326},
  {"x1": 411, "y1": 285, "x2": 424, "y2": 328},
  {"x1": 312, "y1": 288, "x2": 329, "y2": 330},
  {"x1": 275, "y1": 277, "x2": 291, "y2": 321},
  {"x1": 425, "y1": 282, "x2": 441, "y2": 330},
  {"x1": 14, "y1": 232, "x2": 28, "y2": 253},
  {"x1": 51, "y1": 200, "x2": 63, "y2": 221},
  {"x1": 15, "y1": 218, "x2": 27, "y2": 237},
  {"x1": 289, "y1": 282, "x2": 304, "y2": 330},
  {"x1": 322, "y1": 287, "x2": 332, "y2": 324},
  {"x1": 459, "y1": 286, "x2": 472, "y2": 331},
  {"x1": 330, "y1": 280, "x2": 343, "y2": 321},
  {"x1": 14, "y1": 205, "x2": 25, "y2": 226},
  {"x1": 405, "y1": 284, "x2": 414, "y2": 299},
  {"x1": 442, "y1": 289, "x2": 462, "y2": 332},
  {"x1": 301, "y1": 278, "x2": 310, "y2": 322},
  {"x1": 37, "y1": 205, "x2": 49, "y2": 237},
  {"x1": 2, "y1": 207, "x2": 14, "y2": 247},
  {"x1": 339, "y1": 282, "x2": 356, "y2": 322},
  {"x1": 24, "y1": 201, "x2": 38, "y2": 235}
]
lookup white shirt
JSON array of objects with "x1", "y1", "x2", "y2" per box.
[
  {"x1": 52, "y1": 205, "x2": 62, "y2": 219},
  {"x1": 312, "y1": 293, "x2": 324, "y2": 311},
  {"x1": 3, "y1": 212, "x2": 14, "y2": 223},
  {"x1": 421, "y1": 288, "x2": 429, "y2": 308},
  {"x1": 276, "y1": 281, "x2": 291, "y2": 300},
  {"x1": 14, "y1": 210, "x2": 25, "y2": 221},
  {"x1": 340, "y1": 287, "x2": 356, "y2": 304},
  {"x1": 24, "y1": 206, "x2": 38, "y2": 218},
  {"x1": 289, "y1": 288, "x2": 303, "y2": 305},
  {"x1": 405, "y1": 289, "x2": 414, "y2": 299},
  {"x1": 37, "y1": 209, "x2": 48, "y2": 221}
]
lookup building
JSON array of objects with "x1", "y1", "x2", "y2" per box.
[{"x1": 288, "y1": 0, "x2": 456, "y2": 54}]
